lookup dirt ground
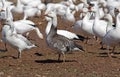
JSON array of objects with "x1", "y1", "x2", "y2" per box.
[{"x1": 0, "y1": 0, "x2": 120, "y2": 77}]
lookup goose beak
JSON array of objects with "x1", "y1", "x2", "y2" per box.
[
  {"x1": 88, "y1": 7, "x2": 92, "y2": 12},
  {"x1": 40, "y1": 33, "x2": 44, "y2": 39}
]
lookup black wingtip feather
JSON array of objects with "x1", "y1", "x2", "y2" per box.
[
  {"x1": 74, "y1": 34, "x2": 86, "y2": 41},
  {"x1": 75, "y1": 44, "x2": 85, "y2": 52}
]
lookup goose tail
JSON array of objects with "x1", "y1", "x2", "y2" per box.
[
  {"x1": 74, "y1": 34, "x2": 86, "y2": 42},
  {"x1": 73, "y1": 44, "x2": 85, "y2": 52}
]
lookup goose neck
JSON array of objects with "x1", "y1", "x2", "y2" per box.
[
  {"x1": 116, "y1": 13, "x2": 120, "y2": 28},
  {"x1": 83, "y1": 12, "x2": 91, "y2": 21},
  {"x1": 17, "y1": 0, "x2": 22, "y2": 6},
  {"x1": 106, "y1": 19, "x2": 113, "y2": 32},
  {"x1": 47, "y1": 24, "x2": 57, "y2": 39},
  {"x1": 52, "y1": 15, "x2": 57, "y2": 27},
  {"x1": 95, "y1": 9, "x2": 100, "y2": 20},
  {"x1": 46, "y1": 20, "x2": 52, "y2": 35}
]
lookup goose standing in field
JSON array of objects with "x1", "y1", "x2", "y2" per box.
[
  {"x1": 61, "y1": 6, "x2": 75, "y2": 23},
  {"x1": 2, "y1": 18, "x2": 37, "y2": 58},
  {"x1": 1, "y1": 5, "x2": 43, "y2": 51},
  {"x1": 102, "y1": 12, "x2": 120, "y2": 57},
  {"x1": 22, "y1": 5, "x2": 41, "y2": 20},
  {"x1": 11, "y1": 0, "x2": 24, "y2": 14},
  {"x1": 88, "y1": 6, "x2": 110, "y2": 48},
  {"x1": 45, "y1": 11, "x2": 85, "y2": 41},
  {"x1": 6, "y1": 5, "x2": 43, "y2": 39},
  {"x1": 92, "y1": 6, "x2": 108, "y2": 39},
  {"x1": 45, "y1": 12, "x2": 84, "y2": 62},
  {"x1": 72, "y1": 7, "x2": 89, "y2": 32}
]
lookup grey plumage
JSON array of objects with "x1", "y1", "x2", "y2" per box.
[{"x1": 46, "y1": 22, "x2": 84, "y2": 62}]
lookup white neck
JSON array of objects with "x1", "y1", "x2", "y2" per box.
[
  {"x1": 116, "y1": 13, "x2": 120, "y2": 28},
  {"x1": 106, "y1": 15, "x2": 113, "y2": 32},
  {"x1": 83, "y1": 12, "x2": 91, "y2": 21},
  {"x1": 17, "y1": 0, "x2": 22, "y2": 6},
  {"x1": 46, "y1": 20, "x2": 52, "y2": 35},
  {"x1": 46, "y1": 15, "x2": 57, "y2": 35}
]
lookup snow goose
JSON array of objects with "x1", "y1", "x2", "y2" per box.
[
  {"x1": 92, "y1": 6, "x2": 108, "y2": 39},
  {"x1": 23, "y1": 5, "x2": 41, "y2": 20},
  {"x1": 24, "y1": 0, "x2": 41, "y2": 7},
  {"x1": 104, "y1": 13, "x2": 114, "y2": 32},
  {"x1": 7, "y1": 5, "x2": 43, "y2": 39},
  {"x1": 72, "y1": 7, "x2": 89, "y2": 32},
  {"x1": 11, "y1": 0, "x2": 24, "y2": 14},
  {"x1": 2, "y1": 18, "x2": 37, "y2": 58},
  {"x1": 45, "y1": 3, "x2": 67, "y2": 16},
  {"x1": 100, "y1": 0, "x2": 120, "y2": 17},
  {"x1": 61, "y1": 6, "x2": 75, "y2": 23},
  {"x1": 0, "y1": 0, "x2": 13, "y2": 20},
  {"x1": 81, "y1": 11, "x2": 94, "y2": 35},
  {"x1": 102, "y1": 12, "x2": 120, "y2": 57},
  {"x1": 45, "y1": 11, "x2": 85, "y2": 41},
  {"x1": 45, "y1": 13, "x2": 84, "y2": 62},
  {"x1": 20, "y1": 0, "x2": 32, "y2": 5}
]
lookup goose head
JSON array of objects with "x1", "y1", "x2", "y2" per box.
[
  {"x1": 44, "y1": 11, "x2": 57, "y2": 27},
  {"x1": 89, "y1": 6, "x2": 98, "y2": 13},
  {"x1": 104, "y1": 13, "x2": 113, "y2": 22},
  {"x1": 45, "y1": 11, "x2": 57, "y2": 18},
  {"x1": 45, "y1": 16, "x2": 52, "y2": 22}
]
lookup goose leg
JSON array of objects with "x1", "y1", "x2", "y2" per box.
[
  {"x1": 62, "y1": 52, "x2": 65, "y2": 62},
  {"x1": 58, "y1": 54, "x2": 61, "y2": 61},
  {"x1": 100, "y1": 42, "x2": 104, "y2": 50},
  {"x1": 84, "y1": 36, "x2": 89, "y2": 44},
  {"x1": 111, "y1": 46, "x2": 115, "y2": 56},
  {"x1": 4, "y1": 43, "x2": 8, "y2": 51},
  {"x1": 18, "y1": 49, "x2": 22, "y2": 59},
  {"x1": 107, "y1": 46, "x2": 112, "y2": 58}
]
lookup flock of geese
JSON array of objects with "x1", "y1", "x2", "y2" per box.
[{"x1": 0, "y1": 0, "x2": 120, "y2": 62}]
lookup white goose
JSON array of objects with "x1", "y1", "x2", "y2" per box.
[
  {"x1": 0, "y1": 0, "x2": 13, "y2": 20},
  {"x1": 45, "y1": 3, "x2": 67, "y2": 16},
  {"x1": 81, "y1": 11, "x2": 94, "y2": 35},
  {"x1": 2, "y1": 18, "x2": 37, "y2": 58},
  {"x1": 61, "y1": 6, "x2": 75, "y2": 23},
  {"x1": 102, "y1": 12, "x2": 120, "y2": 57},
  {"x1": 72, "y1": 7, "x2": 89, "y2": 31},
  {"x1": 45, "y1": 11, "x2": 85, "y2": 41},
  {"x1": 92, "y1": 6, "x2": 108, "y2": 39},
  {"x1": 11, "y1": 0, "x2": 24, "y2": 14},
  {"x1": 24, "y1": 0, "x2": 42, "y2": 7},
  {"x1": 23, "y1": 5, "x2": 41, "y2": 20},
  {"x1": 7, "y1": 5, "x2": 43, "y2": 39}
]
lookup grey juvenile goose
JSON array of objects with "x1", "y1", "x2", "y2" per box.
[{"x1": 45, "y1": 12, "x2": 85, "y2": 62}]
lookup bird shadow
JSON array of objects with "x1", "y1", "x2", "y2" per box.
[
  {"x1": 100, "y1": 48, "x2": 107, "y2": 50},
  {"x1": 0, "y1": 49, "x2": 7, "y2": 52},
  {"x1": 34, "y1": 53, "x2": 44, "y2": 56},
  {"x1": 35, "y1": 59, "x2": 77, "y2": 63},
  {"x1": 97, "y1": 52, "x2": 120, "y2": 58},
  {"x1": 0, "y1": 55, "x2": 18, "y2": 59},
  {"x1": 88, "y1": 51, "x2": 119, "y2": 58}
]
